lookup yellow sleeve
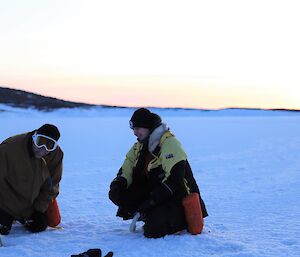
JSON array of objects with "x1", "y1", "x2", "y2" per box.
[
  {"x1": 120, "y1": 143, "x2": 141, "y2": 187},
  {"x1": 160, "y1": 136, "x2": 187, "y2": 180}
]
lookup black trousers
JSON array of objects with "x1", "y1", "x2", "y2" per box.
[
  {"x1": 0, "y1": 208, "x2": 47, "y2": 233},
  {"x1": 117, "y1": 183, "x2": 187, "y2": 238},
  {"x1": 0, "y1": 208, "x2": 14, "y2": 227}
]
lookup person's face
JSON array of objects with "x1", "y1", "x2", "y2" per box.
[
  {"x1": 32, "y1": 142, "x2": 50, "y2": 158},
  {"x1": 133, "y1": 127, "x2": 150, "y2": 142}
]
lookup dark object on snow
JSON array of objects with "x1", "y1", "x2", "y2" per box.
[{"x1": 71, "y1": 248, "x2": 113, "y2": 257}]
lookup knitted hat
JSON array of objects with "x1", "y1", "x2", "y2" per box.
[
  {"x1": 130, "y1": 108, "x2": 161, "y2": 130},
  {"x1": 36, "y1": 124, "x2": 60, "y2": 141}
]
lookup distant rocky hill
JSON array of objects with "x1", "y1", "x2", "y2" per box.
[
  {"x1": 0, "y1": 87, "x2": 95, "y2": 110},
  {"x1": 1, "y1": 86, "x2": 299, "y2": 113}
]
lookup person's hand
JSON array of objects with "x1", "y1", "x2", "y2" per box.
[
  {"x1": 108, "y1": 177, "x2": 127, "y2": 206},
  {"x1": 25, "y1": 211, "x2": 48, "y2": 233},
  {"x1": 108, "y1": 182, "x2": 122, "y2": 205}
]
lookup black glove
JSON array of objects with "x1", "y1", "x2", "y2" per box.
[
  {"x1": 138, "y1": 198, "x2": 156, "y2": 214},
  {"x1": 0, "y1": 224, "x2": 12, "y2": 235},
  {"x1": 25, "y1": 211, "x2": 48, "y2": 233},
  {"x1": 108, "y1": 177, "x2": 127, "y2": 206},
  {"x1": 71, "y1": 248, "x2": 113, "y2": 257}
]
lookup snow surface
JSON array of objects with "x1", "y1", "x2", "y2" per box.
[{"x1": 0, "y1": 106, "x2": 300, "y2": 257}]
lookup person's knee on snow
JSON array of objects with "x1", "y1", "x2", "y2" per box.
[{"x1": 143, "y1": 217, "x2": 169, "y2": 238}]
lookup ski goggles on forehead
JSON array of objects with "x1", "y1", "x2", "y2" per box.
[{"x1": 32, "y1": 132, "x2": 58, "y2": 151}]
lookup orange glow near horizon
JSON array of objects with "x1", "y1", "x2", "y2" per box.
[{"x1": 2, "y1": 75, "x2": 300, "y2": 110}]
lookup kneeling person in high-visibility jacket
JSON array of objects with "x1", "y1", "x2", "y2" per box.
[
  {"x1": 109, "y1": 108, "x2": 208, "y2": 238},
  {"x1": 0, "y1": 124, "x2": 63, "y2": 235}
]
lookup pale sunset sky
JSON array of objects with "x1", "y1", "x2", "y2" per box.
[{"x1": 0, "y1": 0, "x2": 299, "y2": 109}]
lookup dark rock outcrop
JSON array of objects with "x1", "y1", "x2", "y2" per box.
[{"x1": 0, "y1": 87, "x2": 95, "y2": 110}]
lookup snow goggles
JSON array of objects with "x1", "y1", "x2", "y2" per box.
[{"x1": 32, "y1": 132, "x2": 58, "y2": 151}]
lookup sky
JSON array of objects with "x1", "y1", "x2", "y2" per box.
[{"x1": 0, "y1": 0, "x2": 299, "y2": 109}]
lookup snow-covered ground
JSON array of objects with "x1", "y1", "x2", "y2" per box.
[{"x1": 0, "y1": 106, "x2": 300, "y2": 257}]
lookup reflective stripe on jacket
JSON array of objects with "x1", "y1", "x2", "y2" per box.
[{"x1": 120, "y1": 131, "x2": 187, "y2": 187}]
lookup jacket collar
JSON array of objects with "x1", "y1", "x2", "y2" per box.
[{"x1": 148, "y1": 122, "x2": 169, "y2": 153}]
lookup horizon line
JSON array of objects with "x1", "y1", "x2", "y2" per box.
[{"x1": 1, "y1": 85, "x2": 300, "y2": 112}]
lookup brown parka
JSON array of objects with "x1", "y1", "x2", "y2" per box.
[{"x1": 0, "y1": 131, "x2": 63, "y2": 219}]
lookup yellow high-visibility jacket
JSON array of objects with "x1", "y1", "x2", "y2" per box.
[{"x1": 117, "y1": 127, "x2": 208, "y2": 217}]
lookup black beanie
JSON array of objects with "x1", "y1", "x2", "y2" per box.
[
  {"x1": 36, "y1": 124, "x2": 60, "y2": 141},
  {"x1": 130, "y1": 108, "x2": 162, "y2": 130}
]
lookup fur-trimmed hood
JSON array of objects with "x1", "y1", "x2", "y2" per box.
[{"x1": 148, "y1": 122, "x2": 169, "y2": 153}]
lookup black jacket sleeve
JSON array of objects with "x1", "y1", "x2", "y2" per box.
[{"x1": 150, "y1": 160, "x2": 186, "y2": 205}]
